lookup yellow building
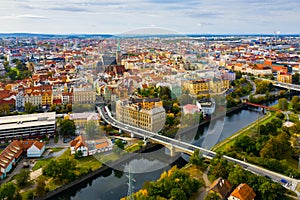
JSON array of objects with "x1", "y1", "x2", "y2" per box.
[
  {"x1": 116, "y1": 99, "x2": 166, "y2": 133},
  {"x1": 69, "y1": 112, "x2": 100, "y2": 128},
  {"x1": 184, "y1": 79, "x2": 210, "y2": 95},
  {"x1": 42, "y1": 92, "x2": 53, "y2": 106},
  {"x1": 209, "y1": 79, "x2": 230, "y2": 93},
  {"x1": 277, "y1": 73, "x2": 292, "y2": 84}
]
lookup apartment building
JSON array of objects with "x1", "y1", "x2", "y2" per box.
[{"x1": 116, "y1": 99, "x2": 166, "y2": 132}]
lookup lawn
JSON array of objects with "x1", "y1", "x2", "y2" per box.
[
  {"x1": 32, "y1": 157, "x2": 52, "y2": 171},
  {"x1": 125, "y1": 143, "x2": 143, "y2": 152},
  {"x1": 76, "y1": 156, "x2": 102, "y2": 171},
  {"x1": 46, "y1": 147, "x2": 64, "y2": 153}
]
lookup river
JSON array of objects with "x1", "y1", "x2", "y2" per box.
[{"x1": 53, "y1": 102, "x2": 278, "y2": 200}]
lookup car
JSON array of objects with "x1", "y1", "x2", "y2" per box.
[
  {"x1": 280, "y1": 178, "x2": 288, "y2": 184},
  {"x1": 265, "y1": 175, "x2": 271, "y2": 179}
]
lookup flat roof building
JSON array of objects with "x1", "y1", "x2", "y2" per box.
[{"x1": 0, "y1": 112, "x2": 56, "y2": 141}]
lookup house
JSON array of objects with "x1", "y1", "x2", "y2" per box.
[
  {"x1": 228, "y1": 183, "x2": 256, "y2": 200},
  {"x1": 27, "y1": 141, "x2": 46, "y2": 158},
  {"x1": 208, "y1": 177, "x2": 232, "y2": 200},
  {"x1": 70, "y1": 135, "x2": 89, "y2": 156},
  {"x1": 182, "y1": 104, "x2": 201, "y2": 115},
  {"x1": 0, "y1": 140, "x2": 45, "y2": 179}
]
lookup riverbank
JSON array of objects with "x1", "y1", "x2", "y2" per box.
[
  {"x1": 42, "y1": 143, "x2": 179, "y2": 200},
  {"x1": 211, "y1": 111, "x2": 273, "y2": 152}
]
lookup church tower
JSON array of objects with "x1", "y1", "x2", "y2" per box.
[{"x1": 116, "y1": 39, "x2": 121, "y2": 66}]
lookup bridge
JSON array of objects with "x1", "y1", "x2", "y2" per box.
[
  {"x1": 97, "y1": 106, "x2": 300, "y2": 194},
  {"x1": 244, "y1": 102, "x2": 279, "y2": 111},
  {"x1": 260, "y1": 78, "x2": 300, "y2": 92}
]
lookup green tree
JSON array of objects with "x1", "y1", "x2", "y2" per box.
[
  {"x1": 259, "y1": 182, "x2": 285, "y2": 200},
  {"x1": 0, "y1": 104, "x2": 11, "y2": 116},
  {"x1": 66, "y1": 104, "x2": 72, "y2": 113},
  {"x1": 114, "y1": 139, "x2": 125, "y2": 150},
  {"x1": 25, "y1": 102, "x2": 37, "y2": 114},
  {"x1": 205, "y1": 191, "x2": 221, "y2": 200},
  {"x1": 189, "y1": 149, "x2": 203, "y2": 166},
  {"x1": 278, "y1": 98, "x2": 288, "y2": 111},
  {"x1": 35, "y1": 177, "x2": 46, "y2": 197},
  {"x1": 0, "y1": 182, "x2": 17, "y2": 200},
  {"x1": 60, "y1": 119, "x2": 76, "y2": 137},
  {"x1": 25, "y1": 190, "x2": 34, "y2": 200},
  {"x1": 16, "y1": 169, "x2": 30, "y2": 187},
  {"x1": 85, "y1": 120, "x2": 101, "y2": 138},
  {"x1": 292, "y1": 72, "x2": 300, "y2": 84}
]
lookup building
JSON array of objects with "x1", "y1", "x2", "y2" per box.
[
  {"x1": 73, "y1": 87, "x2": 96, "y2": 105},
  {"x1": 184, "y1": 79, "x2": 210, "y2": 95},
  {"x1": 228, "y1": 183, "x2": 256, "y2": 200},
  {"x1": 277, "y1": 72, "x2": 292, "y2": 83},
  {"x1": 70, "y1": 135, "x2": 89, "y2": 157},
  {"x1": 182, "y1": 104, "x2": 201, "y2": 115},
  {"x1": 116, "y1": 99, "x2": 166, "y2": 132},
  {"x1": 0, "y1": 112, "x2": 56, "y2": 142},
  {"x1": 70, "y1": 135, "x2": 111, "y2": 157},
  {"x1": 196, "y1": 98, "x2": 216, "y2": 115},
  {"x1": 208, "y1": 177, "x2": 232, "y2": 200},
  {"x1": 27, "y1": 141, "x2": 46, "y2": 158},
  {"x1": 0, "y1": 140, "x2": 45, "y2": 179},
  {"x1": 68, "y1": 112, "x2": 100, "y2": 128}
]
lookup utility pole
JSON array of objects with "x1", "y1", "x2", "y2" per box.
[{"x1": 126, "y1": 167, "x2": 135, "y2": 200}]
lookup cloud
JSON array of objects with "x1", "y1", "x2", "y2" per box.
[{"x1": 1, "y1": 14, "x2": 48, "y2": 19}]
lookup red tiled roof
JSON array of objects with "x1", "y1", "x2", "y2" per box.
[{"x1": 229, "y1": 183, "x2": 256, "y2": 200}]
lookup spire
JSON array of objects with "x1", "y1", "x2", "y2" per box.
[{"x1": 117, "y1": 38, "x2": 121, "y2": 52}]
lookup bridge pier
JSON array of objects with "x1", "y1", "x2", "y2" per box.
[
  {"x1": 143, "y1": 135, "x2": 147, "y2": 145},
  {"x1": 130, "y1": 132, "x2": 134, "y2": 138},
  {"x1": 168, "y1": 144, "x2": 176, "y2": 157},
  {"x1": 119, "y1": 129, "x2": 122, "y2": 134}
]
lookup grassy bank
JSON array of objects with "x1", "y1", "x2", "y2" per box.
[{"x1": 212, "y1": 112, "x2": 274, "y2": 152}]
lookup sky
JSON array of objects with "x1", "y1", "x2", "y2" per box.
[{"x1": 0, "y1": 0, "x2": 299, "y2": 34}]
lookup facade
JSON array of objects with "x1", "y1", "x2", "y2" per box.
[
  {"x1": 27, "y1": 141, "x2": 46, "y2": 157},
  {"x1": 70, "y1": 135, "x2": 89, "y2": 157},
  {"x1": 0, "y1": 112, "x2": 56, "y2": 141},
  {"x1": 24, "y1": 92, "x2": 42, "y2": 106},
  {"x1": 15, "y1": 91, "x2": 25, "y2": 111},
  {"x1": 68, "y1": 112, "x2": 100, "y2": 128},
  {"x1": 184, "y1": 79, "x2": 210, "y2": 95},
  {"x1": 116, "y1": 99, "x2": 166, "y2": 132},
  {"x1": 277, "y1": 72, "x2": 292, "y2": 83},
  {"x1": 73, "y1": 87, "x2": 96, "y2": 105},
  {"x1": 228, "y1": 183, "x2": 256, "y2": 200}
]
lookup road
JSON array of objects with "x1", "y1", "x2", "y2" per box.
[{"x1": 98, "y1": 106, "x2": 300, "y2": 196}]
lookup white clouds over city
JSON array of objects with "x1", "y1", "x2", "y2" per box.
[{"x1": 0, "y1": 0, "x2": 299, "y2": 34}]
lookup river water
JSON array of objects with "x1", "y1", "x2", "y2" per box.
[{"x1": 53, "y1": 102, "x2": 277, "y2": 200}]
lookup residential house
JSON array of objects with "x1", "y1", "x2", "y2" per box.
[
  {"x1": 70, "y1": 135, "x2": 89, "y2": 156},
  {"x1": 208, "y1": 177, "x2": 232, "y2": 200},
  {"x1": 228, "y1": 183, "x2": 256, "y2": 200},
  {"x1": 182, "y1": 104, "x2": 201, "y2": 115}
]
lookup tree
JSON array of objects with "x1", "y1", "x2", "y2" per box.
[
  {"x1": 35, "y1": 177, "x2": 46, "y2": 197},
  {"x1": 189, "y1": 149, "x2": 203, "y2": 166},
  {"x1": 85, "y1": 120, "x2": 101, "y2": 138},
  {"x1": 66, "y1": 104, "x2": 72, "y2": 113},
  {"x1": 278, "y1": 98, "x2": 288, "y2": 111},
  {"x1": 259, "y1": 182, "x2": 285, "y2": 200},
  {"x1": 0, "y1": 104, "x2": 11, "y2": 116},
  {"x1": 114, "y1": 139, "x2": 125, "y2": 150},
  {"x1": 25, "y1": 102, "x2": 36, "y2": 114},
  {"x1": 0, "y1": 182, "x2": 17, "y2": 200},
  {"x1": 60, "y1": 119, "x2": 76, "y2": 137},
  {"x1": 6, "y1": 69, "x2": 18, "y2": 81},
  {"x1": 16, "y1": 169, "x2": 30, "y2": 187},
  {"x1": 292, "y1": 72, "x2": 300, "y2": 84},
  {"x1": 24, "y1": 190, "x2": 35, "y2": 200},
  {"x1": 205, "y1": 191, "x2": 221, "y2": 200}
]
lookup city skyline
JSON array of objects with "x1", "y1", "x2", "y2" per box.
[{"x1": 0, "y1": 0, "x2": 299, "y2": 34}]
